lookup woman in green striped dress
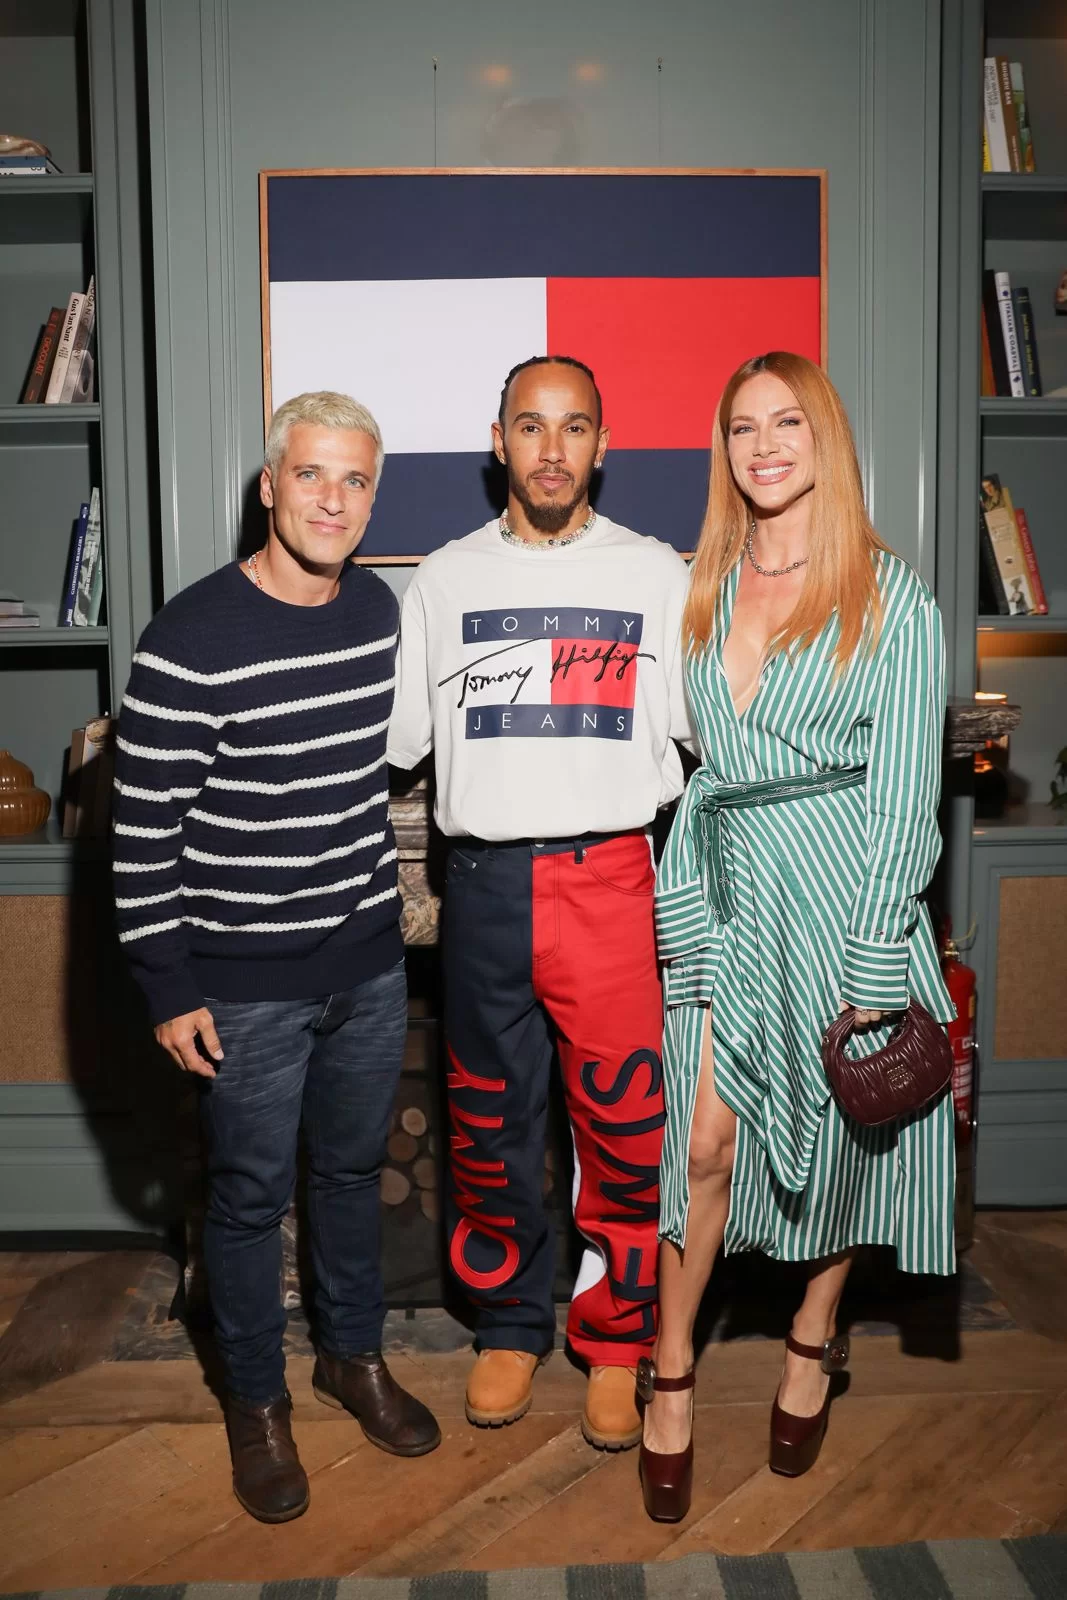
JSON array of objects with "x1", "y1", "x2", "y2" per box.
[{"x1": 637, "y1": 352, "x2": 955, "y2": 1523}]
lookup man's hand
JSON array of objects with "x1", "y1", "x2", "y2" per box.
[
  {"x1": 155, "y1": 1007, "x2": 225, "y2": 1078},
  {"x1": 839, "y1": 999, "x2": 885, "y2": 1029}
]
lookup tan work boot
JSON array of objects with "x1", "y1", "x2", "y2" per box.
[
  {"x1": 582, "y1": 1364, "x2": 642, "y2": 1450},
  {"x1": 465, "y1": 1348, "x2": 546, "y2": 1427}
]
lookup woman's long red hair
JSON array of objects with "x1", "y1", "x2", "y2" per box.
[{"x1": 683, "y1": 352, "x2": 888, "y2": 671}]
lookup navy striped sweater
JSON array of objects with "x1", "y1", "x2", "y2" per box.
[{"x1": 112, "y1": 560, "x2": 402, "y2": 1025}]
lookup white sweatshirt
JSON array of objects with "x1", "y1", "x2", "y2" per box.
[{"x1": 387, "y1": 515, "x2": 694, "y2": 840}]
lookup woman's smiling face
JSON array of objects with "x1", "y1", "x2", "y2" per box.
[{"x1": 727, "y1": 371, "x2": 815, "y2": 515}]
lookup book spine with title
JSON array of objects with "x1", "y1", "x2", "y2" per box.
[
  {"x1": 59, "y1": 277, "x2": 95, "y2": 403},
  {"x1": 994, "y1": 272, "x2": 1026, "y2": 397},
  {"x1": 983, "y1": 57, "x2": 1011, "y2": 171},
  {"x1": 19, "y1": 307, "x2": 65, "y2": 403},
  {"x1": 59, "y1": 502, "x2": 90, "y2": 627},
  {"x1": 1013, "y1": 508, "x2": 1048, "y2": 614},
  {"x1": 996, "y1": 56, "x2": 1023, "y2": 172},
  {"x1": 982, "y1": 476, "x2": 1036, "y2": 615},
  {"x1": 44, "y1": 291, "x2": 85, "y2": 404},
  {"x1": 1011, "y1": 286, "x2": 1042, "y2": 396}
]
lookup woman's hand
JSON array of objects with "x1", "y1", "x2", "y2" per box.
[{"x1": 838, "y1": 999, "x2": 884, "y2": 1028}]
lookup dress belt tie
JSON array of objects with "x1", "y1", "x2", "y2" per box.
[{"x1": 691, "y1": 766, "x2": 868, "y2": 924}]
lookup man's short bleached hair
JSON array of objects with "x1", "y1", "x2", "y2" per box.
[{"x1": 264, "y1": 391, "x2": 384, "y2": 488}]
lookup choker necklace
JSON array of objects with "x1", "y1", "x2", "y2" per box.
[
  {"x1": 500, "y1": 509, "x2": 596, "y2": 550},
  {"x1": 745, "y1": 520, "x2": 809, "y2": 577},
  {"x1": 244, "y1": 549, "x2": 341, "y2": 601}
]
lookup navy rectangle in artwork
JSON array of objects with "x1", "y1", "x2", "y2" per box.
[
  {"x1": 267, "y1": 173, "x2": 822, "y2": 284},
  {"x1": 359, "y1": 448, "x2": 706, "y2": 559},
  {"x1": 465, "y1": 705, "x2": 635, "y2": 740},
  {"x1": 461, "y1": 608, "x2": 645, "y2": 645}
]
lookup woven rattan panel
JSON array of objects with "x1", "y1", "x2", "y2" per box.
[
  {"x1": 994, "y1": 875, "x2": 1067, "y2": 1062},
  {"x1": 0, "y1": 894, "x2": 117, "y2": 1083}
]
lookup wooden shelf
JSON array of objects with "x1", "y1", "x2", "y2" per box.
[
  {"x1": 974, "y1": 803, "x2": 1067, "y2": 844},
  {"x1": 977, "y1": 615, "x2": 1067, "y2": 632},
  {"x1": 0, "y1": 818, "x2": 107, "y2": 864},
  {"x1": 982, "y1": 174, "x2": 1067, "y2": 192},
  {"x1": 0, "y1": 626, "x2": 107, "y2": 647}
]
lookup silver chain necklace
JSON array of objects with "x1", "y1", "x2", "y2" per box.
[
  {"x1": 744, "y1": 520, "x2": 809, "y2": 578},
  {"x1": 499, "y1": 509, "x2": 596, "y2": 550}
]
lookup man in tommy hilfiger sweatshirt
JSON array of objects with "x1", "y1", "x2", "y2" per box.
[
  {"x1": 113, "y1": 392, "x2": 440, "y2": 1525},
  {"x1": 388, "y1": 356, "x2": 694, "y2": 1451}
]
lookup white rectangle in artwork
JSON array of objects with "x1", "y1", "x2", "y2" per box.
[{"x1": 269, "y1": 277, "x2": 548, "y2": 456}]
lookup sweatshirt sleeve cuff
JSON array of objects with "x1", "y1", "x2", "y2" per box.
[
  {"x1": 840, "y1": 935, "x2": 910, "y2": 1011},
  {"x1": 139, "y1": 968, "x2": 207, "y2": 1029}
]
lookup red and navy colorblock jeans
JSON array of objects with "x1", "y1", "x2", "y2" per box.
[{"x1": 442, "y1": 831, "x2": 665, "y2": 1368}]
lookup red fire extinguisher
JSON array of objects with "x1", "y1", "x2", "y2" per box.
[{"x1": 941, "y1": 919, "x2": 977, "y2": 1250}]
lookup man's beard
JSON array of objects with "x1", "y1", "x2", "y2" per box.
[{"x1": 507, "y1": 462, "x2": 591, "y2": 534}]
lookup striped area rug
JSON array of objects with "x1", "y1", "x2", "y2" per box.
[{"x1": 7, "y1": 1537, "x2": 1066, "y2": 1600}]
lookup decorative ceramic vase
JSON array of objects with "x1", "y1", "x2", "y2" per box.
[{"x1": 0, "y1": 750, "x2": 50, "y2": 836}]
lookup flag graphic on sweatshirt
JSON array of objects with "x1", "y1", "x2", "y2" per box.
[
  {"x1": 437, "y1": 604, "x2": 648, "y2": 741},
  {"x1": 265, "y1": 172, "x2": 823, "y2": 559}
]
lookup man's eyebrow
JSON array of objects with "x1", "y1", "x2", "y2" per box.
[
  {"x1": 511, "y1": 409, "x2": 594, "y2": 425},
  {"x1": 289, "y1": 461, "x2": 368, "y2": 474}
]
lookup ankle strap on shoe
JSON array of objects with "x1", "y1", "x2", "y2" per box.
[
  {"x1": 785, "y1": 1333, "x2": 850, "y2": 1373},
  {"x1": 635, "y1": 1356, "x2": 695, "y2": 1403}
]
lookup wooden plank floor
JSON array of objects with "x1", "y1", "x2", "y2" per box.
[{"x1": 0, "y1": 1211, "x2": 1065, "y2": 1587}]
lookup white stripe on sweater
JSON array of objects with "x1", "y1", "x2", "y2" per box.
[
  {"x1": 218, "y1": 717, "x2": 390, "y2": 758},
  {"x1": 135, "y1": 634, "x2": 397, "y2": 685},
  {"x1": 118, "y1": 916, "x2": 183, "y2": 944},
  {"x1": 180, "y1": 850, "x2": 397, "y2": 905},
  {"x1": 187, "y1": 795, "x2": 388, "y2": 832},
  {"x1": 115, "y1": 888, "x2": 181, "y2": 908},
  {"x1": 184, "y1": 833, "x2": 385, "y2": 868},
  {"x1": 113, "y1": 858, "x2": 179, "y2": 872},
  {"x1": 114, "y1": 780, "x2": 200, "y2": 803},
  {"x1": 114, "y1": 822, "x2": 183, "y2": 839},
  {"x1": 204, "y1": 758, "x2": 378, "y2": 795},
  {"x1": 122, "y1": 679, "x2": 394, "y2": 730},
  {"x1": 182, "y1": 889, "x2": 396, "y2": 934},
  {"x1": 117, "y1": 736, "x2": 215, "y2": 764}
]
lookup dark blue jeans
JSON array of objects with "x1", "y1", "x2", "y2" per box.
[{"x1": 199, "y1": 959, "x2": 407, "y2": 1402}]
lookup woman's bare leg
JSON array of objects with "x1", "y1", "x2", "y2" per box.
[
  {"x1": 644, "y1": 1010, "x2": 737, "y2": 1454},
  {"x1": 777, "y1": 1249, "x2": 855, "y2": 1415}
]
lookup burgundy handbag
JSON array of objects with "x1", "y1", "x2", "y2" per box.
[{"x1": 821, "y1": 1001, "x2": 953, "y2": 1126}]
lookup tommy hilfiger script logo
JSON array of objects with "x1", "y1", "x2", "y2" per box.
[{"x1": 437, "y1": 607, "x2": 653, "y2": 742}]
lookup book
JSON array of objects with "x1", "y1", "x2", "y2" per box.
[
  {"x1": 0, "y1": 611, "x2": 40, "y2": 628},
  {"x1": 44, "y1": 291, "x2": 85, "y2": 404},
  {"x1": 981, "y1": 475, "x2": 1035, "y2": 614},
  {"x1": 73, "y1": 488, "x2": 103, "y2": 627},
  {"x1": 0, "y1": 155, "x2": 60, "y2": 175},
  {"x1": 996, "y1": 56, "x2": 1023, "y2": 173},
  {"x1": 981, "y1": 270, "x2": 1011, "y2": 395},
  {"x1": 983, "y1": 58, "x2": 1011, "y2": 171},
  {"x1": 0, "y1": 593, "x2": 25, "y2": 616},
  {"x1": 63, "y1": 717, "x2": 115, "y2": 838},
  {"x1": 1013, "y1": 507, "x2": 1048, "y2": 614},
  {"x1": 19, "y1": 307, "x2": 65, "y2": 403},
  {"x1": 1011, "y1": 286, "x2": 1042, "y2": 396},
  {"x1": 1010, "y1": 61, "x2": 1036, "y2": 173},
  {"x1": 59, "y1": 277, "x2": 95, "y2": 404},
  {"x1": 982, "y1": 126, "x2": 991, "y2": 173},
  {"x1": 993, "y1": 271, "x2": 1025, "y2": 397},
  {"x1": 59, "y1": 502, "x2": 90, "y2": 627},
  {"x1": 978, "y1": 511, "x2": 1009, "y2": 615},
  {"x1": 980, "y1": 306, "x2": 996, "y2": 398}
]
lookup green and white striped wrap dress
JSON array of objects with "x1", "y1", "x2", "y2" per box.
[{"x1": 655, "y1": 552, "x2": 956, "y2": 1276}]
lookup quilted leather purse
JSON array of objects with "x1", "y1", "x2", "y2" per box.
[{"x1": 820, "y1": 1001, "x2": 953, "y2": 1126}]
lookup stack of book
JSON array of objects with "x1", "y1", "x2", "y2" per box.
[
  {"x1": 983, "y1": 57, "x2": 1036, "y2": 172},
  {"x1": 0, "y1": 593, "x2": 41, "y2": 630},
  {"x1": 981, "y1": 270, "x2": 1042, "y2": 398},
  {"x1": 0, "y1": 151, "x2": 62, "y2": 176},
  {"x1": 979, "y1": 473, "x2": 1048, "y2": 618},
  {"x1": 60, "y1": 488, "x2": 105, "y2": 627},
  {"x1": 19, "y1": 278, "x2": 96, "y2": 405}
]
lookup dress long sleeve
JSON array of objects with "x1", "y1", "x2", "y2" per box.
[{"x1": 840, "y1": 598, "x2": 947, "y2": 1012}]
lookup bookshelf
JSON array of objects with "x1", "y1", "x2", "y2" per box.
[
  {"x1": 941, "y1": 0, "x2": 1067, "y2": 1206},
  {"x1": 0, "y1": 0, "x2": 164, "y2": 1236}
]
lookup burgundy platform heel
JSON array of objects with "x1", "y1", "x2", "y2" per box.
[
  {"x1": 769, "y1": 1331, "x2": 850, "y2": 1477},
  {"x1": 636, "y1": 1357, "x2": 696, "y2": 1522}
]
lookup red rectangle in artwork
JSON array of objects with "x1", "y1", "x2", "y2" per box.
[
  {"x1": 549, "y1": 639, "x2": 641, "y2": 709},
  {"x1": 546, "y1": 277, "x2": 822, "y2": 451}
]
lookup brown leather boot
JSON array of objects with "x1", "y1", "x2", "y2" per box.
[
  {"x1": 225, "y1": 1391, "x2": 309, "y2": 1523},
  {"x1": 312, "y1": 1351, "x2": 441, "y2": 1457},
  {"x1": 465, "y1": 1348, "x2": 547, "y2": 1426},
  {"x1": 582, "y1": 1365, "x2": 642, "y2": 1450}
]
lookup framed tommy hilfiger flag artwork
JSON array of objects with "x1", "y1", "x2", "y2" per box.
[{"x1": 260, "y1": 168, "x2": 826, "y2": 562}]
